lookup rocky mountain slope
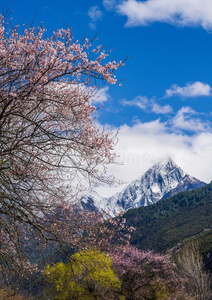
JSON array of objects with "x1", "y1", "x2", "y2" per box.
[{"x1": 81, "y1": 159, "x2": 206, "y2": 217}]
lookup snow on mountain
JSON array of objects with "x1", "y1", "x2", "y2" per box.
[{"x1": 80, "y1": 159, "x2": 206, "y2": 217}]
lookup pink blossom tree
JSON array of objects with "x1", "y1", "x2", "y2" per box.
[
  {"x1": 0, "y1": 15, "x2": 123, "y2": 284},
  {"x1": 111, "y1": 245, "x2": 188, "y2": 300}
]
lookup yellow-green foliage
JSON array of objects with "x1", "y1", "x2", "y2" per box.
[
  {"x1": 0, "y1": 289, "x2": 26, "y2": 299},
  {"x1": 45, "y1": 249, "x2": 121, "y2": 300}
]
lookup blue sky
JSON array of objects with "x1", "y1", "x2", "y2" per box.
[{"x1": 4, "y1": 0, "x2": 212, "y2": 194}]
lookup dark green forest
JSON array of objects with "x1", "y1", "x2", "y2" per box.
[{"x1": 123, "y1": 182, "x2": 212, "y2": 255}]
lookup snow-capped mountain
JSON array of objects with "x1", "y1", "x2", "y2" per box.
[{"x1": 81, "y1": 159, "x2": 206, "y2": 217}]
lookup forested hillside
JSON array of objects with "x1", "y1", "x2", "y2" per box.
[{"x1": 124, "y1": 182, "x2": 212, "y2": 254}]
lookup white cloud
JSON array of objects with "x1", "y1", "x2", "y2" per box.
[
  {"x1": 88, "y1": 6, "x2": 103, "y2": 29},
  {"x1": 117, "y1": 0, "x2": 212, "y2": 30},
  {"x1": 92, "y1": 87, "x2": 110, "y2": 104},
  {"x1": 172, "y1": 106, "x2": 210, "y2": 132},
  {"x1": 165, "y1": 81, "x2": 212, "y2": 98},
  {"x1": 103, "y1": 0, "x2": 116, "y2": 10},
  {"x1": 121, "y1": 95, "x2": 173, "y2": 114},
  {"x1": 121, "y1": 95, "x2": 148, "y2": 109},
  {"x1": 152, "y1": 103, "x2": 173, "y2": 114}
]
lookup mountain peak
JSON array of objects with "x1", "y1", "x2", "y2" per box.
[
  {"x1": 152, "y1": 158, "x2": 179, "y2": 170},
  {"x1": 107, "y1": 159, "x2": 205, "y2": 216},
  {"x1": 80, "y1": 159, "x2": 206, "y2": 218}
]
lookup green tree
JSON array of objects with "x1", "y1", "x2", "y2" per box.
[{"x1": 45, "y1": 249, "x2": 122, "y2": 300}]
